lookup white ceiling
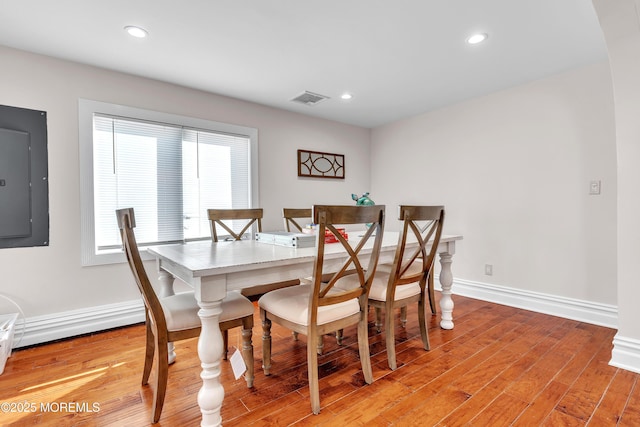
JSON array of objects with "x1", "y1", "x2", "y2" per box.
[{"x1": 0, "y1": 0, "x2": 608, "y2": 128}]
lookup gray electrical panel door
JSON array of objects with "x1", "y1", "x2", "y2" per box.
[
  {"x1": 0, "y1": 128, "x2": 31, "y2": 238},
  {"x1": 0, "y1": 104, "x2": 48, "y2": 248}
]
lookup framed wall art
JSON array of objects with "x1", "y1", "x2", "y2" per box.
[{"x1": 297, "y1": 149, "x2": 345, "y2": 179}]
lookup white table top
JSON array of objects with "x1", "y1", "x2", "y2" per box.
[{"x1": 147, "y1": 232, "x2": 462, "y2": 279}]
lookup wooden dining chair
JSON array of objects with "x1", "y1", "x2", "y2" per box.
[
  {"x1": 369, "y1": 205, "x2": 444, "y2": 370},
  {"x1": 282, "y1": 206, "x2": 347, "y2": 350},
  {"x1": 282, "y1": 207, "x2": 312, "y2": 232},
  {"x1": 116, "y1": 208, "x2": 255, "y2": 423},
  {"x1": 208, "y1": 208, "x2": 300, "y2": 299},
  {"x1": 208, "y1": 208, "x2": 263, "y2": 241},
  {"x1": 283, "y1": 206, "x2": 355, "y2": 349},
  {"x1": 259, "y1": 204, "x2": 386, "y2": 414}
]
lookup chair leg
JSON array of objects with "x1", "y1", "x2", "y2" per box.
[
  {"x1": 242, "y1": 316, "x2": 254, "y2": 388},
  {"x1": 428, "y1": 271, "x2": 437, "y2": 314},
  {"x1": 375, "y1": 307, "x2": 383, "y2": 332},
  {"x1": 358, "y1": 311, "x2": 373, "y2": 384},
  {"x1": 400, "y1": 306, "x2": 408, "y2": 328},
  {"x1": 336, "y1": 329, "x2": 344, "y2": 345},
  {"x1": 307, "y1": 332, "x2": 321, "y2": 414},
  {"x1": 167, "y1": 342, "x2": 177, "y2": 365},
  {"x1": 223, "y1": 329, "x2": 229, "y2": 360},
  {"x1": 260, "y1": 310, "x2": 272, "y2": 376},
  {"x1": 385, "y1": 303, "x2": 397, "y2": 370},
  {"x1": 418, "y1": 297, "x2": 430, "y2": 351},
  {"x1": 316, "y1": 335, "x2": 324, "y2": 355},
  {"x1": 142, "y1": 321, "x2": 154, "y2": 386},
  {"x1": 152, "y1": 336, "x2": 169, "y2": 423}
]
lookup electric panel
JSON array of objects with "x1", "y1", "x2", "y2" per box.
[
  {"x1": 0, "y1": 128, "x2": 31, "y2": 238},
  {"x1": 0, "y1": 104, "x2": 48, "y2": 248}
]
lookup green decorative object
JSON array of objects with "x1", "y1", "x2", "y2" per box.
[
  {"x1": 351, "y1": 192, "x2": 375, "y2": 206},
  {"x1": 352, "y1": 193, "x2": 376, "y2": 228}
]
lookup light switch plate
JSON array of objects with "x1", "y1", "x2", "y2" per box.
[
  {"x1": 589, "y1": 180, "x2": 601, "y2": 195},
  {"x1": 484, "y1": 264, "x2": 493, "y2": 276}
]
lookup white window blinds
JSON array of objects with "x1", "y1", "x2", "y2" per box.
[{"x1": 92, "y1": 114, "x2": 251, "y2": 251}]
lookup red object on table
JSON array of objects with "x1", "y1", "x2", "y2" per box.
[{"x1": 324, "y1": 228, "x2": 348, "y2": 243}]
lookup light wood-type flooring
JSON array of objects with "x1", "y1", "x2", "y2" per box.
[{"x1": 1, "y1": 293, "x2": 639, "y2": 426}]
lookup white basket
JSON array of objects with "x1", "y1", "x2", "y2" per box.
[
  {"x1": 255, "y1": 231, "x2": 316, "y2": 248},
  {"x1": 0, "y1": 313, "x2": 19, "y2": 375}
]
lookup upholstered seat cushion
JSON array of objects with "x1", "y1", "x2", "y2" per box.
[
  {"x1": 161, "y1": 291, "x2": 254, "y2": 332},
  {"x1": 160, "y1": 292, "x2": 200, "y2": 332},
  {"x1": 376, "y1": 261, "x2": 423, "y2": 275},
  {"x1": 334, "y1": 266, "x2": 422, "y2": 303},
  {"x1": 369, "y1": 274, "x2": 421, "y2": 302},
  {"x1": 258, "y1": 284, "x2": 359, "y2": 327},
  {"x1": 219, "y1": 291, "x2": 255, "y2": 322}
]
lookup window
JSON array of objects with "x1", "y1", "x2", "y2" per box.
[{"x1": 80, "y1": 99, "x2": 258, "y2": 266}]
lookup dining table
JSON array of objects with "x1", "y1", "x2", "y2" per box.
[{"x1": 147, "y1": 231, "x2": 462, "y2": 426}]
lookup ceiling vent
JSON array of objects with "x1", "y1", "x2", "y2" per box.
[{"x1": 291, "y1": 91, "x2": 330, "y2": 106}]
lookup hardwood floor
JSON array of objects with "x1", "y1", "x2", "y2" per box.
[{"x1": 1, "y1": 293, "x2": 639, "y2": 426}]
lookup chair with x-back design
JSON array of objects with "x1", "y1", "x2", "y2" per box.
[
  {"x1": 370, "y1": 205, "x2": 444, "y2": 370},
  {"x1": 259, "y1": 204, "x2": 386, "y2": 414},
  {"x1": 208, "y1": 208, "x2": 263, "y2": 241},
  {"x1": 208, "y1": 208, "x2": 300, "y2": 300},
  {"x1": 116, "y1": 208, "x2": 255, "y2": 423},
  {"x1": 282, "y1": 208, "x2": 312, "y2": 232}
]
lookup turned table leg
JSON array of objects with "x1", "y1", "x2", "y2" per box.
[
  {"x1": 157, "y1": 270, "x2": 178, "y2": 364},
  {"x1": 196, "y1": 298, "x2": 225, "y2": 427},
  {"x1": 438, "y1": 250, "x2": 455, "y2": 330}
]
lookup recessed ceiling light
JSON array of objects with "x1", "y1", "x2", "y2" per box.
[
  {"x1": 466, "y1": 33, "x2": 488, "y2": 45},
  {"x1": 125, "y1": 26, "x2": 148, "y2": 38},
  {"x1": 341, "y1": 93, "x2": 353, "y2": 100}
]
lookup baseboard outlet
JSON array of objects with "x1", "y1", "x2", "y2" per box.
[{"x1": 12, "y1": 299, "x2": 145, "y2": 349}]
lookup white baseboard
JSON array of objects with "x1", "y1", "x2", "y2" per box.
[
  {"x1": 10, "y1": 278, "x2": 640, "y2": 376},
  {"x1": 12, "y1": 299, "x2": 145, "y2": 349},
  {"x1": 442, "y1": 277, "x2": 618, "y2": 329},
  {"x1": 442, "y1": 277, "x2": 640, "y2": 374},
  {"x1": 11, "y1": 279, "x2": 619, "y2": 348},
  {"x1": 610, "y1": 335, "x2": 640, "y2": 374}
]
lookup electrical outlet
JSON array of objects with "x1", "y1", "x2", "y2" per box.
[
  {"x1": 589, "y1": 180, "x2": 601, "y2": 195},
  {"x1": 484, "y1": 264, "x2": 493, "y2": 276}
]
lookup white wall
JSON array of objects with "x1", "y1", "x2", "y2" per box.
[
  {"x1": 371, "y1": 61, "x2": 617, "y2": 307},
  {"x1": 0, "y1": 45, "x2": 371, "y2": 343},
  {"x1": 0, "y1": 40, "x2": 625, "y2": 354},
  {"x1": 593, "y1": 0, "x2": 640, "y2": 374}
]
